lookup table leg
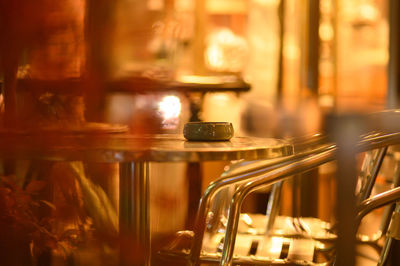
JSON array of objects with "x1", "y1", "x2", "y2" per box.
[
  {"x1": 186, "y1": 162, "x2": 202, "y2": 229},
  {"x1": 119, "y1": 162, "x2": 150, "y2": 266}
]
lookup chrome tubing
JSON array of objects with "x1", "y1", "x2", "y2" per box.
[
  {"x1": 357, "y1": 147, "x2": 388, "y2": 203},
  {"x1": 189, "y1": 143, "x2": 335, "y2": 265},
  {"x1": 265, "y1": 180, "x2": 283, "y2": 234},
  {"x1": 220, "y1": 149, "x2": 336, "y2": 266},
  {"x1": 356, "y1": 186, "x2": 400, "y2": 224}
]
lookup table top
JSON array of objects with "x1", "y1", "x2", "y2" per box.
[
  {"x1": 14, "y1": 75, "x2": 250, "y2": 95},
  {"x1": 0, "y1": 132, "x2": 293, "y2": 163}
]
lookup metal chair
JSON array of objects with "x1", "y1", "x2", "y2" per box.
[
  {"x1": 157, "y1": 135, "x2": 334, "y2": 265},
  {"x1": 208, "y1": 133, "x2": 329, "y2": 237},
  {"x1": 210, "y1": 133, "x2": 389, "y2": 246},
  {"x1": 220, "y1": 131, "x2": 400, "y2": 266}
]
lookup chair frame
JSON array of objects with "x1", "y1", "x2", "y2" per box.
[{"x1": 220, "y1": 132, "x2": 400, "y2": 266}]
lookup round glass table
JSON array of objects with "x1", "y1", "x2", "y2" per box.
[{"x1": 0, "y1": 132, "x2": 293, "y2": 265}]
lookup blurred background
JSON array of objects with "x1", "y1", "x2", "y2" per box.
[{"x1": 0, "y1": 0, "x2": 396, "y2": 265}]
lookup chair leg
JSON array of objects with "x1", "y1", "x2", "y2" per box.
[
  {"x1": 265, "y1": 181, "x2": 283, "y2": 234},
  {"x1": 378, "y1": 237, "x2": 393, "y2": 266},
  {"x1": 378, "y1": 202, "x2": 400, "y2": 266},
  {"x1": 378, "y1": 158, "x2": 400, "y2": 235}
]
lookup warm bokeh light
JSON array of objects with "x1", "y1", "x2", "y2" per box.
[
  {"x1": 158, "y1": 95, "x2": 182, "y2": 129},
  {"x1": 205, "y1": 28, "x2": 248, "y2": 72}
]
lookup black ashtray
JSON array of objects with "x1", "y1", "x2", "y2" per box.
[{"x1": 183, "y1": 122, "x2": 234, "y2": 141}]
